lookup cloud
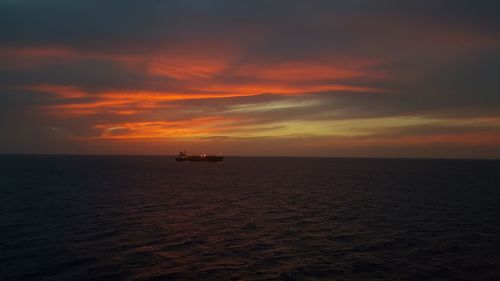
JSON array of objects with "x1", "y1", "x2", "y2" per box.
[{"x1": 1, "y1": 0, "x2": 500, "y2": 157}]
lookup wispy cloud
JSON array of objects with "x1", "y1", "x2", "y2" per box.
[{"x1": 1, "y1": 0, "x2": 500, "y2": 157}]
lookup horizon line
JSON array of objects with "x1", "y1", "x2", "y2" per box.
[{"x1": 1, "y1": 152, "x2": 499, "y2": 161}]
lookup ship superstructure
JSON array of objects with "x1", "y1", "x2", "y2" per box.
[{"x1": 175, "y1": 151, "x2": 224, "y2": 161}]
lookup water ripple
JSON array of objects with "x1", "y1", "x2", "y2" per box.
[{"x1": 1, "y1": 156, "x2": 499, "y2": 280}]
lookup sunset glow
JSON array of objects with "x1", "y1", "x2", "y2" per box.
[{"x1": 1, "y1": 1, "x2": 499, "y2": 158}]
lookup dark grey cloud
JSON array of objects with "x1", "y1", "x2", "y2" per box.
[
  {"x1": 2, "y1": 0, "x2": 498, "y2": 53},
  {"x1": 1, "y1": 0, "x2": 500, "y2": 156}
]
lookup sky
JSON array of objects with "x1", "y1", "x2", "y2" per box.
[{"x1": 1, "y1": 0, "x2": 500, "y2": 158}]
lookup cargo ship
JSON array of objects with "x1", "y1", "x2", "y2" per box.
[{"x1": 175, "y1": 150, "x2": 224, "y2": 162}]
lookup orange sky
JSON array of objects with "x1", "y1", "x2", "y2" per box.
[{"x1": 1, "y1": 1, "x2": 500, "y2": 158}]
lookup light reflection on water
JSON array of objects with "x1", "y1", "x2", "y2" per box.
[{"x1": 1, "y1": 156, "x2": 499, "y2": 280}]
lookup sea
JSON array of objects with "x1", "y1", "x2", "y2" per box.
[{"x1": 1, "y1": 155, "x2": 499, "y2": 281}]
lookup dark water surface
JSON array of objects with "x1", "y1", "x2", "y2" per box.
[{"x1": 1, "y1": 155, "x2": 499, "y2": 280}]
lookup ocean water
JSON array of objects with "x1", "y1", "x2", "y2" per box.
[{"x1": 1, "y1": 155, "x2": 499, "y2": 281}]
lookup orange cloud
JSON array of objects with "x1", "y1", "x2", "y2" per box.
[
  {"x1": 40, "y1": 82, "x2": 378, "y2": 117},
  {"x1": 42, "y1": 90, "x2": 262, "y2": 117},
  {"x1": 100, "y1": 91, "x2": 255, "y2": 102},
  {"x1": 195, "y1": 82, "x2": 380, "y2": 95},
  {"x1": 46, "y1": 100, "x2": 135, "y2": 116},
  {"x1": 147, "y1": 58, "x2": 229, "y2": 79},
  {"x1": 92, "y1": 116, "x2": 241, "y2": 139}
]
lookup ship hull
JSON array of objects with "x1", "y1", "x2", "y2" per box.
[{"x1": 175, "y1": 156, "x2": 224, "y2": 162}]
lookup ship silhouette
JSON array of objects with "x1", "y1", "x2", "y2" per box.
[{"x1": 175, "y1": 150, "x2": 224, "y2": 162}]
